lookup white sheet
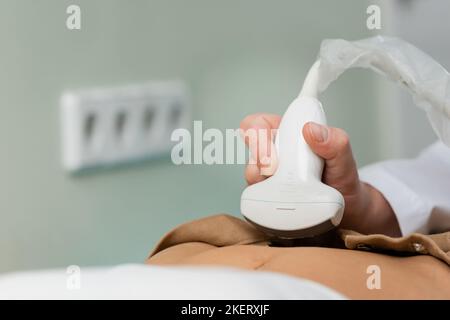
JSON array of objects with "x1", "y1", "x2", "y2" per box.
[{"x1": 0, "y1": 264, "x2": 345, "y2": 300}]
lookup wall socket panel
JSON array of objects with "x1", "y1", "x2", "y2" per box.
[{"x1": 60, "y1": 81, "x2": 190, "y2": 172}]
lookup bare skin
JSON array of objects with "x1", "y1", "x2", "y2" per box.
[
  {"x1": 240, "y1": 113, "x2": 401, "y2": 237},
  {"x1": 147, "y1": 242, "x2": 450, "y2": 299}
]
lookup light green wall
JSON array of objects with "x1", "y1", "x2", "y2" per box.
[{"x1": 0, "y1": 0, "x2": 381, "y2": 272}]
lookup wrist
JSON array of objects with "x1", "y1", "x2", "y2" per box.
[
  {"x1": 347, "y1": 182, "x2": 401, "y2": 236},
  {"x1": 339, "y1": 181, "x2": 371, "y2": 232}
]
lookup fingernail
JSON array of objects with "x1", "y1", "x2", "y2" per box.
[
  {"x1": 260, "y1": 141, "x2": 277, "y2": 176},
  {"x1": 260, "y1": 154, "x2": 277, "y2": 176},
  {"x1": 309, "y1": 122, "x2": 328, "y2": 143}
]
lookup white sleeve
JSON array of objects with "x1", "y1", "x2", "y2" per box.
[{"x1": 358, "y1": 142, "x2": 450, "y2": 235}]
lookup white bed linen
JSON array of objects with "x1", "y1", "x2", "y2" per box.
[{"x1": 0, "y1": 264, "x2": 345, "y2": 300}]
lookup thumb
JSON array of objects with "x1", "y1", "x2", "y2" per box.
[{"x1": 302, "y1": 122, "x2": 359, "y2": 194}]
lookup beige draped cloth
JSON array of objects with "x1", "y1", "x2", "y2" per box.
[{"x1": 147, "y1": 214, "x2": 450, "y2": 299}]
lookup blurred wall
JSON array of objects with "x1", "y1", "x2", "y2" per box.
[{"x1": 0, "y1": 0, "x2": 381, "y2": 272}]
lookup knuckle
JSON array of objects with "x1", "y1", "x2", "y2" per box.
[
  {"x1": 240, "y1": 113, "x2": 262, "y2": 130},
  {"x1": 244, "y1": 164, "x2": 257, "y2": 184},
  {"x1": 334, "y1": 128, "x2": 350, "y2": 150},
  {"x1": 244, "y1": 167, "x2": 252, "y2": 184},
  {"x1": 240, "y1": 115, "x2": 253, "y2": 130}
]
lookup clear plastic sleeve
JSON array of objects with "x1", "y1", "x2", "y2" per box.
[{"x1": 317, "y1": 36, "x2": 450, "y2": 147}]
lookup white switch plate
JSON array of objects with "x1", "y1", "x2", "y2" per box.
[{"x1": 60, "y1": 81, "x2": 190, "y2": 172}]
